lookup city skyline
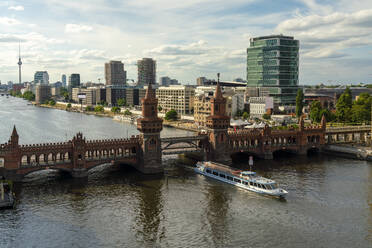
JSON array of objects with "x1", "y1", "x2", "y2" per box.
[{"x1": 1, "y1": 0, "x2": 372, "y2": 85}]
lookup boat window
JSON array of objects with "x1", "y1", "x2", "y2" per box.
[
  {"x1": 253, "y1": 183, "x2": 257, "y2": 187},
  {"x1": 219, "y1": 174, "x2": 226, "y2": 178},
  {"x1": 234, "y1": 178, "x2": 241, "y2": 183},
  {"x1": 265, "y1": 184, "x2": 271, "y2": 190},
  {"x1": 249, "y1": 182, "x2": 254, "y2": 186},
  {"x1": 206, "y1": 169, "x2": 211, "y2": 173},
  {"x1": 272, "y1": 184, "x2": 277, "y2": 189},
  {"x1": 212, "y1": 171, "x2": 218, "y2": 176},
  {"x1": 244, "y1": 181, "x2": 248, "y2": 185},
  {"x1": 227, "y1": 176, "x2": 233, "y2": 181}
]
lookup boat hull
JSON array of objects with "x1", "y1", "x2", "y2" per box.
[{"x1": 194, "y1": 166, "x2": 287, "y2": 198}]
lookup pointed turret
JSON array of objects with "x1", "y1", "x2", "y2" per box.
[
  {"x1": 145, "y1": 83, "x2": 156, "y2": 100},
  {"x1": 214, "y1": 73, "x2": 223, "y2": 100},
  {"x1": 321, "y1": 114, "x2": 326, "y2": 130},
  {"x1": 10, "y1": 125, "x2": 19, "y2": 146}
]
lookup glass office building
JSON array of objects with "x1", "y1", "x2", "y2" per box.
[{"x1": 246, "y1": 35, "x2": 299, "y2": 105}]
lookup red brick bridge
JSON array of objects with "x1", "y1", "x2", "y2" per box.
[{"x1": 0, "y1": 82, "x2": 328, "y2": 181}]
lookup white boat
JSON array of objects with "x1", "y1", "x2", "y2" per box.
[{"x1": 194, "y1": 161, "x2": 288, "y2": 198}]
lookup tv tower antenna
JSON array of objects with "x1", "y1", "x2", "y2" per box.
[{"x1": 17, "y1": 41, "x2": 22, "y2": 84}]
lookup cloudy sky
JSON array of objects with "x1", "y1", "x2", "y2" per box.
[{"x1": 1, "y1": 0, "x2": 372, "y2": 85}]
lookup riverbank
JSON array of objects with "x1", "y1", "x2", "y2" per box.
[
  {"x1": 35, "y1": 101, "x2": 199, "y2": 132},
  {"x1": 322, "y1": 144, "x2": 372, "y2": 161}
]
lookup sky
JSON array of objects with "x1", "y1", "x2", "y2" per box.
[{"x1": 1, "y1": 0, "x2": 372, "y2": 85}]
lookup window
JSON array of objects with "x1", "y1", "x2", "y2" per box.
[
  {"x1": 206, "y1": 169, "x2": 211, "y2": 173},
  {"x1": 253, "y1": 183, "x2": 257, "y2": 187},
  {"x1": 257, "y1": 184, "x2": 262, "y2": 188},
  {"x1": 212, "y1": 171, "x2": 218, "y2": 176},
  {"x1": 249, "y1": 182, "x2": 254, "y2": 186},
  {"x1": 219, "y1": 174, "x2": 226, "y2": 178},
  {"x1": 244, "y1": 181, "x2": 248, "y2": 185},
  {"x1": 234, "y1": 178, "x2": 241, "y2": 183},
  {"x1": 227, "y1": 176, "x2": 233, "y2": 181}
]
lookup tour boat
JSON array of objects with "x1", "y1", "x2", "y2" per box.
[
  {"x1": 0, "y1": 181, "x2": 15, "y2": 209},
  {"x1": 195, "y1": 161, "x2": 288, "y2": 198}
]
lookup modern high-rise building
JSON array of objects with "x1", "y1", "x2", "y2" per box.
[
  {"x1": 34, "y1": 71, "x2": 49, "y2": 84},
  {"x1": 246, "y1": 35, "x2": 299, "y2": 105},
  {"x1": 105, "y1": 61, "x2": 127, "y2": 86},
  {"x1": 62, "y1": 74, "x2": 66, "y2": 87},
  {"x1": 137, "y1": 58, "x2": 156, "y2": 86},
  {"x1": 69, "y1": 74, "x2": 80, "y2": 88}
]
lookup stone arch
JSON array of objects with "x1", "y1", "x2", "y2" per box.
[
  {"x1": 47, "y1": 153, "x2": 54, "y2": 163},
  {"x1": 39, "y1": 154, "x2": 45, "y2": 164},
  {"x1": 30, "y1": 154, "x2": 37, "y2": 164},
  {"x1": 21, "y1": 155, "x2": 28, "y2": 165}
]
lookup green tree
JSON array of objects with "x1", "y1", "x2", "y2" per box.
[
  {"x1": 85, "y1": 106, "x2": 94, "y2": 111},
  {"x1": 124, "y1": 109, "x2": 132, "y2": 115},
  {"x1": 336, "y1": 87, "x2": 352, "y2": 122},
  {"x1": 111, "y1": 106, "x2": 121, "y2": 113},
  {"x1": 295, "y1": 89, "x2": 304, "y2": 117},
  {"x1": 94, "y1": 105, "x2": 104, "y2": 112},
  {"x1": 22, "y1": 91, "x2": 35, "y2": 101},
  {"x1": 60, "y1": 87, "x2": 69, "y2": 101},
  {"x1": 262, "y1": 113, "x2": 271, "y2": 120},
  {"x1": 48, "y1": 99, "x2": 56, "y2": 106},
  {"x1": 165, "y1": 109, "x2": 178, "y2": 121},
  {"x1": 66, "y1": 103, "x2": 72, "y2": 109},
  {"x1": 351, "y1": 93, "x2": 371, "y2": 123},
  {"x1": 242, "y1": 112, "x2": 249, "y2": 120},
  {"x1": 117, "y1": 98, "x2": 126, "y2": 107},
  {"x1": 309, "y1": 100, "x2": 322, "y2": 123}
]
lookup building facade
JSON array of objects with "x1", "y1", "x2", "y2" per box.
[
  {"x1": 247, "y1": 35, "x2": 299, "y2": 105},
  {"x1": 34, "y1": 71, "x2": 49, "y2": 84},
  {"x1": 156, "y1": 85, "x2": 195, "y2": 115},
  {"x1": 35, "y1": 84, "x2": 51, "y2": 104},
  {"x1": 106, "y1": 87, "x2": 126, "y2": 106},
  {"x1": 249, "y1": 96, "x2": 274, "y2": 118},
  {"x1": 69, "y1": 74, "x2": 80, "y2": 88},
  {"x1": 105, "y1": 61, "x2": 127, "y2": 86},
  {"x1": 62, "y1": 74, "x2": 66, "y2": 87},
  {"x1": 194, "y1": 86, "x2": 235, "y2": 126},
  {"x1": 137, "y1": 58, "x2": 156, "y2": 86}
]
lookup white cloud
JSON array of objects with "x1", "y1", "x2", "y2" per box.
[
  {"x1": 64, "y1": 24, "x2": 93, "y2": 33},
  {"x1": 0, "y1": 17, "x2": 21, "y2": 26},
  {"x1": 8, "y1": 5, "x2": 24, "y2": 11}
]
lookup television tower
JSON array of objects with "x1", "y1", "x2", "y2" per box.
[{"x1": 17, "y1": 42, "x2": 22, "y2": 84}]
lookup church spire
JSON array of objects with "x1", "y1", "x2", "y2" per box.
[
  {"x1": 214, "y1": 73, "x2": 223, "y2": 100},
  {"x1": 145, "y1": 82, "x2": 155, "y2": 100}
]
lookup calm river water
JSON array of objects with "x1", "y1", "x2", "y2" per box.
[{"x1": 1, "y1": 96, "x2": 372, "y2": 248}]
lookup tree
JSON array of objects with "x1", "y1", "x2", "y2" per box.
[
  {"x1": 242, "y1": 112, "x2": 249, "y2": 120},
  {"x1": 94, "y1": 105, "x2": 104, "y2": 112},
  {"x1": 48, "y1": 99, "x2": 56, "y2": 106},
  {"x1": 309, "y1": 100, "x2": 322, "y2": 123},
  {"x1": 165, "y1": 109, "x2": 178, "y2": 121},
  {"x1": 124, "y1": 109, "x2": 132, "y2": 115},
  {"x1": 235, "y1": 110, "x2": 243, "y2": 117},
  {"x1": 295, "y1": 89, "x2": 304, "y2": 117},
  {"x1": 66, "y1": 103, "x2": 72, "y2": 109},
  {"x1": 85, "y1": 106, "x2": 94, "y2": 111},
  {"x1": 117, "y1": 98, "x2": 126, "y2": 107},
  {"x1": 336, "y1": 87, "x2": 352, "y2": 122},
  {"x1": 22, "y1": 91, "x2": 35, "y2": 101},
  {"x1": 111, "y1": 106, "x2": 121, "y2": 113},
  {"x1": 262, "y1": 113, "x2": 271, "y2": 120},
  {"x1": 351, "y1": 93, "x2": 371, "y2": 123},
  {"x1": 60, "y1": 87, "x2": 69, "y2": 101}
]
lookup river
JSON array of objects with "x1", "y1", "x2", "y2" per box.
[{"x1": 1, "y1": 96, "x2": 372, "y2": 248}]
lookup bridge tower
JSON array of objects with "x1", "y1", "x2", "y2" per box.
[
  {"x1": 137, "y1": 83, "x2": 163, "y2": 173},
  {"x1": 71, "y1": 132, "x2": 88, "y2": 178},
  {"x1": 206, "y1": 73, "x2": 231, "y2": 163},
  {"x1": 0, "y1": 126, "x2": 21, "y2": 180}
]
